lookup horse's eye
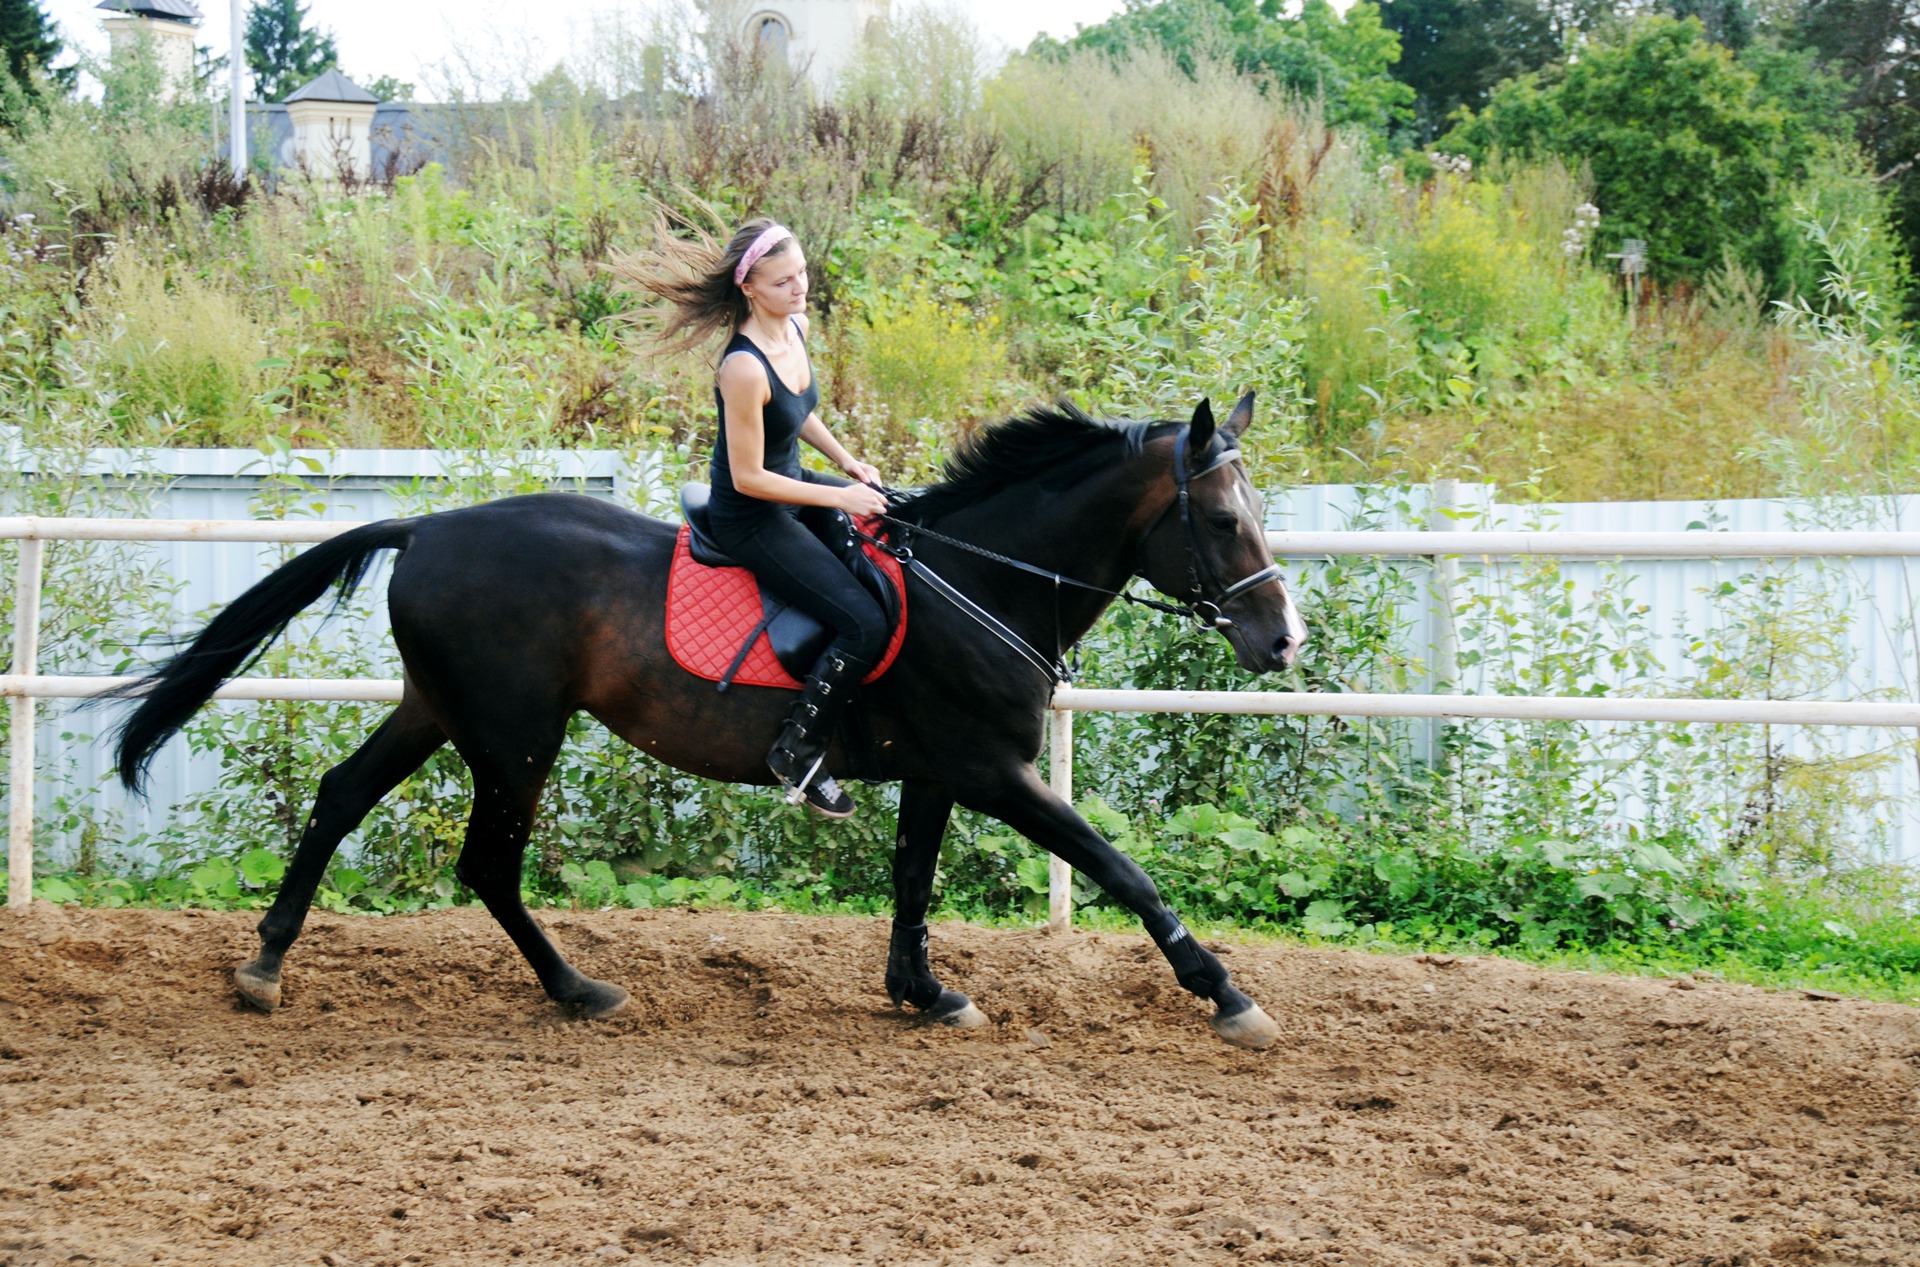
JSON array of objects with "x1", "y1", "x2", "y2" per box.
[{"x1": 1208, "y1": 514, "x2": 1238, "y2": 533}]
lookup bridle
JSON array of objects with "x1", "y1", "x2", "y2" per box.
[
  {"x1": 864, "y1": 425, "x2": 1289, "y2": 683},
  {"x1": 1163, "y1": 426, "x2": 1288, "y2": 632}
]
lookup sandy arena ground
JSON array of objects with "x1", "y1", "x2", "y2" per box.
[{"x1": 1, "y1": 904, "x2": 1916, "y2": 1265}]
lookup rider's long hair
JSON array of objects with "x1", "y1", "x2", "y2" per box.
[{"x1": 608, "y1": 207, "x2": 798, "y2": 359}]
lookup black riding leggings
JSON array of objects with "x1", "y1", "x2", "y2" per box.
[{"x1": 712, "y1": 500, "x2": 890, "y2": 668}]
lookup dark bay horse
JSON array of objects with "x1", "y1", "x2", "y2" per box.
[{"x1": 111, "y1": 394, "x2": 1306, "y2": 1049}]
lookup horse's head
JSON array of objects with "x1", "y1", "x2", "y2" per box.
[{"x1": 1136, "y1": 393, "x2": 1306, "y2": 673}]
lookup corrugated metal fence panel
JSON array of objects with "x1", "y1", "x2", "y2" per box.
[
  {"x1": 14, "y1": 455, "x2": 1919, "y2": 865},
  {"x1": 18, "y1": 445, "x2": 638, "y2": 853},
  {"x1": 1265, "y1": 487, "x2": 1920, "y2": 862},
  {"x1": 1534, "y1": 497, "x2": 1920, "y2": 862}
]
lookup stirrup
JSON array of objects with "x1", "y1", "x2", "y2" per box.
[{"x1": 776, "y1": 751, "x2": 855, "y2": 818}]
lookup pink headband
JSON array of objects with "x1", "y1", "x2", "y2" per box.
[{"x1": 734, "y1": 224, "x2": 794, "y2": 285}]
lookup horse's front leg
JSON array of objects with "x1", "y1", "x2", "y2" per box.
[
  {"x1": 885, "y1": 780, "x2": 987, "y2": 1028},
  {"x1": 962, "y1": 764, "x2": 1280, "y2": 1050}
]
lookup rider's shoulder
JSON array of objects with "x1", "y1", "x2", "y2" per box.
[
  {"x1": 794, "y1": 312, "x2": 812, "y2": 339},
  {"x1": 717, "y1": 349, "x2": 769, "y2": 396}
]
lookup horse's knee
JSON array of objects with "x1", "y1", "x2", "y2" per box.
[{"x1": 1107, "y1": 865, "x2": 1162, "y2": 914}]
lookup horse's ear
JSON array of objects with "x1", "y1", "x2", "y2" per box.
[
  {"x1": 1224, "y1": 391, "x2": 1255, "y2": 441},
  {"x1": 1188, "y1": 398, "x2": 1216, "y2": 450}
]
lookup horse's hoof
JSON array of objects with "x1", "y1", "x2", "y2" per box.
[
  {"x1": 929, "y1": 991, "x2": 988, "y2": 1029},
  {"x1": 234, "y1": 961, "x2": 281, "y2": 1013},
  {"x1": 568, "y1": 979, "x2": 630, "y2": 1020},
  {"x1": 1210, "y1": 1002, "x2": 1279, "y2": 1050}
]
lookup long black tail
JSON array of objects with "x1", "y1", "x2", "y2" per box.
[{"x1": 109, "y1": 519, "x2": 416, "y2": 794}]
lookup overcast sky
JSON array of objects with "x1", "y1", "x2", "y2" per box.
[{"x1": 45, "y1": 1, "x2": 1129, "y2": 99}]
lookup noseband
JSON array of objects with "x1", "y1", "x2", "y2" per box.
[{"x1": 1166, "y1": 427, "x2": 1288, "y2": 631}]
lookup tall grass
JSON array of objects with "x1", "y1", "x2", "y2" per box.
[
  {"x1": 0, "y1": 4, "x2": 1909, "y2": 502},
  {"x1": 86, "y1": 246, "x2": 275, "y2": 444}
]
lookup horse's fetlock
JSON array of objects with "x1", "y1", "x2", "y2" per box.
[
  {"x1": 886, "y1": 920, "x2": 944, "y2": 1011},
  {"x1": 886, "y1": 969, "x2": 944, "y2": 1012},
  {"x1": 1146, "y1": 911, "x2": 1229, "y2": 1002}
]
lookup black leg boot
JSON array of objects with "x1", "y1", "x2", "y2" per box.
[{"x1": 768, "y1": 648, "x2": 872, "y2": 818}]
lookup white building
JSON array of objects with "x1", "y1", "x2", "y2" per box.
[
  {"x1": 231, "y1": 68, "x2": 435, "y2": 187},
  {"x1": 280, "y1": 69, "x2": 380, "y2": 183},
  {"x1": 741, "y1": 0, "x2": 889, "y2": 91},
  {"x1": 96, "y1": 0, "x2": 200, "y2": 103}
]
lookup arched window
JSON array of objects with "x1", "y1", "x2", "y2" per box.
[{"x1": 752, "y1": 13, "x2": 791, "y2": 65}]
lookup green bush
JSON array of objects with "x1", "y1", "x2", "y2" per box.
[
  {"x1": 1068, "y1": 176, "x2": 1310, "y2": 473},
  {"x1": 89, "y1": 247, "x2": 279, "y2": 443},
  {"x1": 1441, "y1": 16, "x2": 1809, "y2": 283}
]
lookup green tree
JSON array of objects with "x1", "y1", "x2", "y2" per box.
[
  {"x1": 1378, "y1": 0, "x2": 1559, "y2": 140},
  {"x1": 1043, "y1": 0, "x2": 1416, "y2": 134},
  {"x1": 1667, "y1": 0, "x2": 1755, "y2": 48},
  {"x1": 363, "y1": 73, "x2": 413, "y2": 102},
  {"x1": 0, "y1": 0, "x2": 69, "y2": 114},
  {"x1": 1287, "y1": 0, "x2": 1419, "y2": 136},
  {"x1": 244, "y1": 0, "x2": 337, "y2": 102},
  {"x1": 1799, "y1": 0, "x2": 1920, "y2": 300},
  {"x1": 1440, "y1": 16, "x2": 1808, "y2": 279}
]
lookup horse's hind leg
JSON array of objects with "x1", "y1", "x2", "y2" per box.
[
  {"x1": 237, "y1": 693, "x2": 447, "y2": 1011},
  {"x1": 885, "y1": 780, "x2": 986, "y2": 1028},
  {"x1": 452, "y1": 738, "x2": 630, "y2": 1019}
]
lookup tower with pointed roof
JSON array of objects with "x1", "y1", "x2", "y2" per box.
[
  {"x1": 283, "y1": 68, "x2": 380, "y2": 185},
  {"x1": 97, "y1": 0, "x2": 201, "y2": 102}
]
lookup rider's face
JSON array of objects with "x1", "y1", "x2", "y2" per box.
[{"x1": 745, "y1": 249, "x2": 808, "y2": 314}]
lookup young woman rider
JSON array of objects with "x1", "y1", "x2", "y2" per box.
[{"x1": 617, "y1": 217, "x2": 889, "y2": 818}]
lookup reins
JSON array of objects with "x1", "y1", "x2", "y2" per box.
[{"x1": 857, "y1": 425, "x2": 1286, "y2": 685}]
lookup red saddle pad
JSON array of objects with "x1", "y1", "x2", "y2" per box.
[{"x1": 664, "y1": 523, "x2": 908, "y2": 690}]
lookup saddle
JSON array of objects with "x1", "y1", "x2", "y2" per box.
[{"x1": 666, "y1": 485, "x2": 907, "y2": 691}]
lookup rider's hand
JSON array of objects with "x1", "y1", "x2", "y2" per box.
[
  {"x1": 842, "y1": 459, "x2": 882, "y2": 486},
  {"x1": 839, "y1": 482, "x2": 888, "y2": 518}
]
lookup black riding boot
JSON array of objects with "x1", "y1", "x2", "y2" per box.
[{"x1": 768, "y1": 648, "x2": 871, "y2": 818}]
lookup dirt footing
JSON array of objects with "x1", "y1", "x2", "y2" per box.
[{"x1": 1, "y1": 905, "x2": 1916, "y2": 1264}]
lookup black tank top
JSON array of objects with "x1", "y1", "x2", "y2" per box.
[{"x1": 709, "y1": 318, "x2": 821, "y2": 536}]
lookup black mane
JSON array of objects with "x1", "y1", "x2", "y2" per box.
[{"x1": 890, "y1": 403, "x2": 1156, "y2": 525}]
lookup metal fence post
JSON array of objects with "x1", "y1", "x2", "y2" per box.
[
  {"x1": 1427, "y1": 480, "x2": 1462, "y2": 768},
  {"x1": 8, "y1": 537, "x2": 45, "y2": 909},
  {"x1": 1047, "y1": 708, "x2": 1073, "y2": 930}
]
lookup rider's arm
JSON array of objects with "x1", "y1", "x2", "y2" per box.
[
  {"x1": 799, "y1": 414, "x2": 878, "y2": 484},
  {"x1": 719, "y1": 354, "x2": 869, "y2": 513}
]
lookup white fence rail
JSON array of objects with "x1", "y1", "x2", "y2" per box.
[{"x1": 9, "y1": 517, "x2": 1920, "y2": 919}]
